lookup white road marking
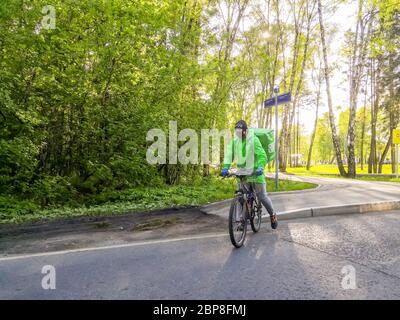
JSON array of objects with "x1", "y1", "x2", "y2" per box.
[{"x1": 0, "y1": 233, "x2": 228, "y2": 262}]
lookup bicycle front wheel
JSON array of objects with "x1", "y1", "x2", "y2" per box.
[
  {"x1": 250, "y1": 197, "x2": 262, "y2": 233},
  {"x1": 229, "y1": 197, "x2": 247, "y2": 248}
]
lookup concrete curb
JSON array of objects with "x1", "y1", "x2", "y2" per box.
[
  {"x1": 275, "y1": 208, "x2": 312, "y2": 221},
  {"x1": 259, "y1": 200, "x2": 400, "y2": 222}
]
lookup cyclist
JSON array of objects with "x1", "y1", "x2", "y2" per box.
[{"x1": 220, "y1": 120, "x2": 278, "y2": 229}]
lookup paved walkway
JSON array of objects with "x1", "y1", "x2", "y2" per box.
[{"x1": 206, "y1": 174, "x2": 400, "y2": 217}]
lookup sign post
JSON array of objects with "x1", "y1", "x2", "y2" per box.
[
  {"x1": 393, "y1": 129, "x2": 400, "y2": 178},
  {"x1": 264, "y1": 90, "x2": 291, "y2": 191}
]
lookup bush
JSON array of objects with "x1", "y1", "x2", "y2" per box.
[
  {"x1": 0, "y1": 195, "x2": 39, "y2": 223},
  {"x1": 31, "y1": 175, "x2": 77, "y2": 206}
]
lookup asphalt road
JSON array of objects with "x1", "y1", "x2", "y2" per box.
[
  {"x1": 208, "y1": 174, "x2": 400, "y2": 217},
  {"x1": 2, "y1": 210, "x2": 400, "y2": 299}
]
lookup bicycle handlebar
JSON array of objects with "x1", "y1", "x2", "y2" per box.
[{"x1": 225, "y1": 168, "x2": 257, "y2": 178}]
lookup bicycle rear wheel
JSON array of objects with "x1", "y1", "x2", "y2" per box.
[{"x1": 229, "y1": 197, "x2": 247, "y2": 248}]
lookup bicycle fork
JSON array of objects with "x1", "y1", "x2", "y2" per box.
[{"x1": 235, "y1": 191, "x2": 251, "y2": 222}]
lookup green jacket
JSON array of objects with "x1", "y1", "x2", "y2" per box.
[{"x1": 223, "y1": 129, "x2": 267, "y2": 183}]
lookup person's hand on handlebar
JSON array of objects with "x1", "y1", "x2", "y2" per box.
[
  {"x1": 255, "y1": 167, "x2": 264, "y2": 176},
  {"x1": 220, "y1": 168, "x2": 229, "y2": 177}
]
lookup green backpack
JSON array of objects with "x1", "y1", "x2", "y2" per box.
[{"x1": 251, "y1": 128, "x2": 276, "y2": 163}]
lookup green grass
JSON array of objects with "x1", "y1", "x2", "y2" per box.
[
  {"x1": 0, "y1": 176, "x2": 317, "y2": 225},
  {"x1": 355, "y1": 176, "x2": 400, "y2": 182},
  {"x1": 286, "y1": 164, "x2": 400, "y2": 182},
  {"x1": 287, "y1": 165, "x2": 343, "y2": 176}
]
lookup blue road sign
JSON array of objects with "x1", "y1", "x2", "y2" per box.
[
  {"x1": 264, "y1": 92, "x2": 291, "y2": 108},
  {"x1": 263, "y1": 97, "x2": 275, "y2": 108}
]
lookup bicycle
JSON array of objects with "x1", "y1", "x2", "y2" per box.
[{"x1": 225, "y1": 168, "x2": 262, "y2": 248}]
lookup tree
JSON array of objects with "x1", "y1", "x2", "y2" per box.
[
  {"x1": 317, "y1": 0, "x2": 346, "y2": 176},
  {"x1": 345, "y1": 0, "x2": 372, "y2": 177},
  {"x1": 306, "y1": 49, "x2": 323, "y2": 170}
]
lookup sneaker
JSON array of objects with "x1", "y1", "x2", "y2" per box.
[{"x1": 270, "y1": 213, "x2": 278, "y2": 229}]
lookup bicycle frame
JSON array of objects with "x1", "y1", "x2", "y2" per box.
[{"x1": 235, "y1": 177, "x2": 256, "y2": 220}]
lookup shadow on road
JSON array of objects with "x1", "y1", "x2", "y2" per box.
[{"x1": 208, "y1": 226, "x2": 332, "y2": 299}]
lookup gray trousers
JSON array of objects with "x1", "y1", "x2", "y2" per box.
[{"x1": 240, "y1": 182, "x2": 275, "y2": 216}]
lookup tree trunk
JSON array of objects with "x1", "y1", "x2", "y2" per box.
[
  {"x1": 347, "y1": 0, "x2": 370, "y2": 178},
  {"x1": 307, "y1": 71, "x2": 321, "y2": 170},
  {"x1": 317, "y1": 0, "x2": 347, "y2": 177},
  {"x1": 378, "y1": 132, "x2": 392, "y2": 173},
  {"x1": 369, "y1": 57, "x2": 380, "y2": 173},
  {"x1": 360, "y1": 68, "x2": 368, "y2": 171}
]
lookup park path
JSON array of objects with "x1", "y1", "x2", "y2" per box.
[{"x1": 205, "y1": 174, "x2": 400, "y2": 218}]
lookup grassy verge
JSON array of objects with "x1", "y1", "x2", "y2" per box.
[
  {"x1": 355, "y1": 176, "x2": 400, "y2": 182},
  {"x1": 287, "y1": 164, "x2": 400, "y2": 175},
  {"x1": 286, "y1": 164, "x2": 400, "y2": 182},
  {"x1": 0, "y1": 176, "x2": 316, "y2": 225},
  {"x1": 287, "y1": 165, "x2": 342, "y2": 176}
]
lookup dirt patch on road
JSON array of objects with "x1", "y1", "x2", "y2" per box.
[
  {"x1": 0, "y1": 208, "x2": 227, "y2": 257},
  {"x1": 131, "y1": 217, "x2": 183, "y2": 231}
]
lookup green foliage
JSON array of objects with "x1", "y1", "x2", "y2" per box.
[
  {"x1": 0, "y1": 0, "x2": 214, "y2": 206},
  {"x1": 0, "y1": 195, "x2": 40, "y2": 221},
  {"x1": 313, "y1": 112, "x2": 334, "y2": 162}
]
